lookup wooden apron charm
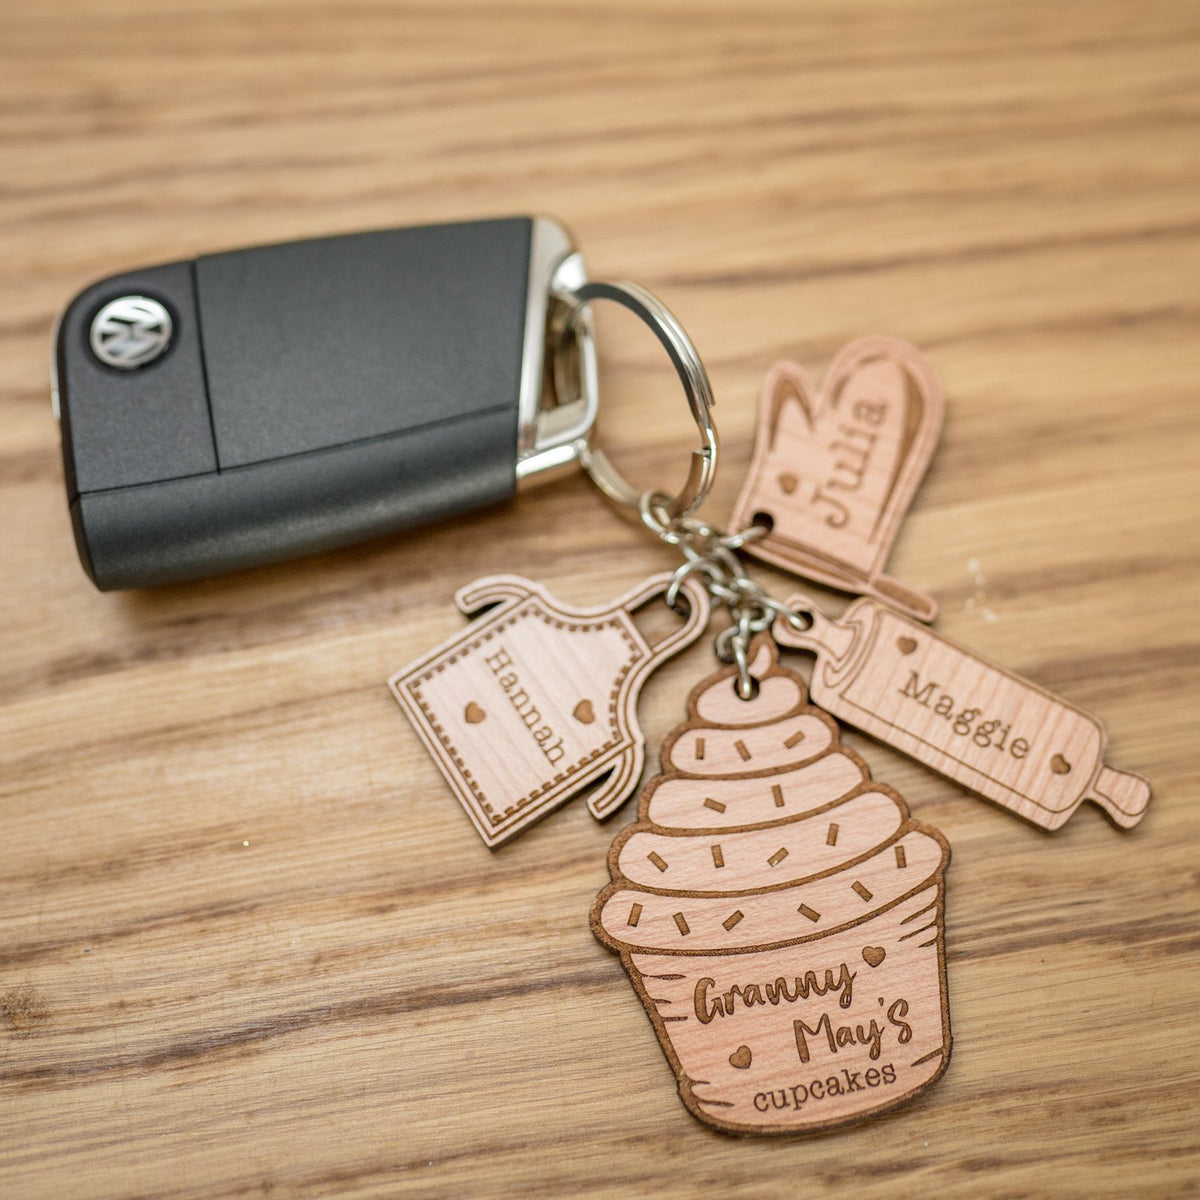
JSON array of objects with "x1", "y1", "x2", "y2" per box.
[
  {"x1": 390, "y1": 573, "x2": 710, "y2": 847},
  {"x1": 592, "y1": 640, "x2": 952, "y2": 1135},
  {"x1": 773, "y1": 595, "x2": 1151, "y2": 830},
  {"x1": 729, "y1": 338, "x2": 943, "y2": 622}
]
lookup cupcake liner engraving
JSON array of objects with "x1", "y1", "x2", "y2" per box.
[{"x1": 592, "y1": 638, "x2": 952, "y2": 1135}]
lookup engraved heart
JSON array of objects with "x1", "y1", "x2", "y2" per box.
[
  {"x1": 464, "y1": 702, "x2": 486, "y2": 725},
  {"x1": 1050, "y1": 754, "x2": 1072, "y2": 775},
  {"x1": 573, "y1": 700, "x2": 595, "y2": 725},
  {"x1": 728, "y1": 1045, "x2": 753, "y2": 1069},
  {"x1": 896, "y1": 636, "x2": 918, "y2": 655},
  {"x1": 862, "y1": 946, "x2": 886, "y2": 968},
  {"x1": 776, "y1": 472, "x2": 798, "y2": 495}
]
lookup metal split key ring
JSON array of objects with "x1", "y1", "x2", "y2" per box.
[
  {"x1": 555, "y1": 279, "x2": 718, "y2": 525},
  {"x1": 554, "y1": 275, "x2": 810, "y2": 701}
]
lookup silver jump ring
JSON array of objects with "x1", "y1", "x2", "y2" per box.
[
  {"x1": 731, "y1": 636, "x2": 755, "y2": 701},
  {"x1": 720, "y1": 523, "x2": 770, "y2": 551},
  {"x1": 558, "y1": 280, "x2": 718, "y2": 524},
  {"x1": 665, "y1": 556, "x2": 722, "y2": 611},
  {"x1": 638, "y1": 490, "x2": 682, "y2": 544},
  {"x1": 713, "y1": 623, "x2": 758, "y2": 700}
]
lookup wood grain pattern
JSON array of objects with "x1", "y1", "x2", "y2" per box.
[
  {"x1": 774, "y1": 595, "x2": 1151, "y2": 829},
  {"x1": 2, "y1": 0, "x2": 1199, "y2": 1196},
  {"x1": 730, "y1": 340, "x2": 943, "y2": 621},
  {"x1": 592, "y1": 640, "x2": 951, "y2": 1134}
]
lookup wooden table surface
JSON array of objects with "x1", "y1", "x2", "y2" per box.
[{"x1": 3, "y1": 2, "x2": 1198, "y2": 1196}]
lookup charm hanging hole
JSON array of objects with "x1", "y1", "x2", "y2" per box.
[
  {"x1": 666, "y1": 588, "x2": 693, "y2": 619},
  {"x1": 786, "y1": 608, "x2": 815, "y2": 632},
  {"x1": 630, "y1": 587, "x2": 694, "y2": 646}
]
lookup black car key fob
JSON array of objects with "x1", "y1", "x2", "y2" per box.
[{"x1": 52, "y1": 216, "x2": 595, "y2": 590}]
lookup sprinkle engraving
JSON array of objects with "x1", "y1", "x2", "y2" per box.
[
  {"x1": 648, "y1": 851, "x2": 669, "y2": 873},
  {"x1": 722, "y1": 910, "x2": 744, "y2": 931},
  {"x1": 673, "y1": 912, "x2": 691, "y2": 936},
  {"x1": 798, "y1": 903, "x2": 820, "y2": 922},
  {"x1": 711, "y1": 845, "x2": 725, "y2": 868},
  {"x1": 768, "y1": 847, "x2": 789, "y2": 867},
  {"x1": 783, "y1": 729, "x2": 806, "y2": 748},
  {"x1": 771, "y1": 784, "x2": 785, "y2": 808},
  {"x1": 627, "y1": 903, "x2": 642, "y2": 927},
  {"x1": 852, "y1": 881, "x2": 873, "y2": 902},
  {"x1": 695, "y1": 738, "x2": 706, "y2": 761},
  {"x1": 895, "y1": 844, "x2": 907, "y2": 868},
  {"x1": 827, "y1": 823, "x2": 840, "y2": 846},
  {"x1": 734, "y1": 740, "x2": 752, "y2": 761},
  {"x1": 704, "y1": 797, "x2": 726, "y2": 813}
]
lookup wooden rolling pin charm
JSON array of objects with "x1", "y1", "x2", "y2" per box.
[{"x1": 773, "y1": 596, "x2": 1150, "y2": 831}]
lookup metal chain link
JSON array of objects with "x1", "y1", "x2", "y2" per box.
[{"x1": 639, "y1": 492, "x2": 810, "y2": 701}]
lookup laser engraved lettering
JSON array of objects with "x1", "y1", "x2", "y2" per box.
[
  {"x1": 793, "y1": 1012, "x2": 884, "y2": 1063},
  {"x1": 898, "y1": 670, "x2": 1032, "y2": 759},
  {"x1": 693, "y1": 962, "x2": 857, "y2": 1024},
  {"x1": 485, "y1": 645, "x2": 564, "y2": 765},
  {"x1": 754, "y1": 1063, "x2": 898, "y2": 1113}
]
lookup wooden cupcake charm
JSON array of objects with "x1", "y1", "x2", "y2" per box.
[
  {"x1": 729, "y1": 338, "x2": 943, "y2": 622},
  {"x1": 591, "y1": 639, "x2": 952, "y2": 1135}
]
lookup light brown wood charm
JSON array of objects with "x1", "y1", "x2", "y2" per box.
[
  {"x1": 729, "y1": 338, "x2": 943, "y2": 622},
  {"x1": 773, "y1": 596, "x2": 1152, "y2": 830},
  {"x1": 592, "y1": 639, "x2": 952, "y2": 1135},
  {"x1": 390, "y1": 573, "x2": 710, "y2": 847}
]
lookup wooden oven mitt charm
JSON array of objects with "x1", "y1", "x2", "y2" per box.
[
  {"x1": 729, "y1": 338, "x2": 942, "y2": 622},
  {"x1": 390, "y1": 573, "x2": 710, "y2": 847},
  {"x1": 774, "y1": 595, "x2": 1151, "y2": 831},
  {"x1": 592, "y1": 639, "x2": 952, "y2": 1135}
]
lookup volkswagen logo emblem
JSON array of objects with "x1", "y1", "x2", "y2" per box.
[{"x1": 89, "y1": 296, "x2": 174, "y2": 370}]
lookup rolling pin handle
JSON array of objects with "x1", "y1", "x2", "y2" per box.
[{"x1": 1086, "y1": 764, "x2": 1152, "y2": 829}]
